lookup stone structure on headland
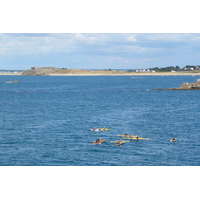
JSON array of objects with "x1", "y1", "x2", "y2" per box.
[
  {"x1": 157, "y1": 79, "x2": 200, "y2": 90},
  {"x1": 21, "y1": 67, "x2": 130, "y2": 76},
  {"x1": 22, "y1": 67, "x2": 100, "y2": 76},
  {"x1": 22, "y1": 67, "x2": 67, "y2": 76}
]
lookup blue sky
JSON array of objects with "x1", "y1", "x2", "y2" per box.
[{"x1": 1, "y1": 33, "x2": 200, "y2": 70}]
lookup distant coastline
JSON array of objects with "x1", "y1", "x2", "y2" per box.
[
  {"x1": 1, "y1": 67, "x2": 200, "y2": 76},
  {"x1": 48, "y1": 72, "x2": 200, "y2": 76},
  {"x1": 1, "y1": 71, "x2": 200, "y2": 76}
]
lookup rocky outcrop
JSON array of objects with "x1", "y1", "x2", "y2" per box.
[
  {"x1": 157, "y1": 79, "x2": 200, "y2": 90},
  {"x1": 21, "y1": 67, "x2": 94, "y2": 76},
  {"x1": 179, "y1": 79, "x2": 200, "y2": 89},
  {"x1": 22, "y1": 67, "x2": 64, "y2": 76}
]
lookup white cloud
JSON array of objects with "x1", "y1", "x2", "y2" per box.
[
  {"x1": 0, "y1": 33, "x2": 74, "y2": 55},
  {"x1": 1, "y1": 33, "x2": 200, "y2": 70},
  {"x1": 74, "y1": 33, "x2": 105, "y2": 44},
  {"x1": 108, "y1": 56, "x2": 128, "y2": 63},
  {"x1": 140, "y1": 33, "x2": 200, "y2": 42},
  {"x1": 126, "y1": 34, "x2": 137, "y2": 42},
  {"x1": 2, "y1": 33, "x2": 194, "y2": 57}
]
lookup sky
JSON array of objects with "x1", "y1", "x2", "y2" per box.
[{"x1": 1, "y1": 33, "x2": 200, "y2": 70}]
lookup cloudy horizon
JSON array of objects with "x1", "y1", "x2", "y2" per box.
[{"x1": 1, "y1": 33, "x2": 200, "y2": 70}]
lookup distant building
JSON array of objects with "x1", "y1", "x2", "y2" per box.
[
  {"x1": 195, "y1": 65, "x2": 200, "y2": 70},
  {"x1": 31, "y1": 67, "x2": 41, "y2": 70}
]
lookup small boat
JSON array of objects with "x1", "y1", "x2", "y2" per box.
[
  {"x1": 111, "y1": 140, "x2": 130, "y2": 144},
  {"x1": 91, "y1": 139, "x2": 106, "y2": 144},
  {"x1": 89, "y1": 128, "x2": 103, "y2": 132},
  {"x1": 170, "y1": 138, "x2": 177, "y2": 142},
  {"x1": 115, "y1": 141, "x2": 124, "y2": 146},
  {"x1": 101, "y1": 127, "x2": 111, "y2": 131},
  {"x1": 118, "y1": 135, "x2": 139, "y2": 138},
  {"x1": 114, "y1": 140, "x2": 131, "y2": 145},
  {"x1": 124, "y1": 137, "x2": 149, "y2": 140},
  {"x1": 89, "y1": 127, "x2": 111, "y2": 131}
]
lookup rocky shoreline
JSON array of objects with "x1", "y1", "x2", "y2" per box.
[{"x1": 157, "y1": 79, "x2": 200, "y2": 90}]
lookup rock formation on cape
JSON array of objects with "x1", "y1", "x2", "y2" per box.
[
  {"x1": 157, "y1": 79, "x2": 200, "y2": 90},
  {"x1": 22, "y1": 67, "x2": 65, "y2": 76},
  {"x1": 22, "y1": 67, "x2": 103, "y2": 76},
  {"x1": 21, "y1": 67, "x2": 126, "y2": 76},
  {"x1": 21, "y1": 67, "x2": 91, "y2": 76}
]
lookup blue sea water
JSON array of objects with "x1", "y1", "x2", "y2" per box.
[{"x1": 0, "y1": 75, "x2": 200, "y2": 166}]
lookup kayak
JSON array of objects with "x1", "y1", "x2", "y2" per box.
[
  {"x1": 125, "y1": 137, "x2": 149, "y2": 140},
  {"x1": 110, "y1": 140, "x2": 130, "y2": 143},
  {"x1": 115, "y1": 141, "x2": 124, "y2": 146},
  {"x1": 170, "y1": 139, "x2": 176, "y2": 142},
  {"x1": 99, "y1": 128, "x2": 111, "y2": 131},
  {"x1": 89, "y1": 128, "x2": 103, "y2": 132},
  {"x1": 91, "y1": 139, "x2": 106, "y2": 144},
  {"x1": 89, "y1": 128, "x2": 111, "y2": 131},
  {"x1": 111, "y1": 140, "x2": 131, "y2": 145},
  {"x1": 115, "y1": 142, "x2": 124, "y2": 146},
  {"x1": 99, "y1": 127, "x2": 111, "y2": 131},
  {"x1": 118, "y1": 135, "x2": 139, "y2": 138}
]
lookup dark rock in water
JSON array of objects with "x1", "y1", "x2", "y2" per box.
[{"x1": 157, "y1": 79, "x2": 200, "y2": 90}]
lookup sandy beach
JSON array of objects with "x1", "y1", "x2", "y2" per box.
[
  {"x1": 0, "y1": 72, "x2": 22, "y2": 75},
  {"x1": 49, "y1": 72, "x2": 200, "y2": 76}
]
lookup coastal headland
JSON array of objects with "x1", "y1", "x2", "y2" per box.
[
  {"x1": 1, "y1": 67, "x2": 200, "y2": 76},
  {"x1": 157, "y1": 78, "x2": 200, "y2": 90}
]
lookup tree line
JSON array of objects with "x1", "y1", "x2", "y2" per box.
[{"x1": 149, "y1": 65, "x2": 200, "y2": 72}]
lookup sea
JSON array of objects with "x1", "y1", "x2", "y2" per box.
[{"x1": 0, "y1": 75, "x2": 200, "y2": 166}]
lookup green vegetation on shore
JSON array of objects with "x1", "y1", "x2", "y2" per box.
[{"x1": 149, "y1": 65, "x2": 200, "y2": 72}]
